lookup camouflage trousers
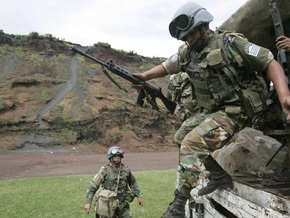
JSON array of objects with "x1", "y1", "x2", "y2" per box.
[{"x1": 174, "y1": 110, "x2": 236, "y2": 190}]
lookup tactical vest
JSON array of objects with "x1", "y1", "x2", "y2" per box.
[
  {"x1": 181, "y1": 31, "x2": 270, "y2": 118},
  {"x1": 102, "y1": 164, "x2": 130, "y2": 203}
]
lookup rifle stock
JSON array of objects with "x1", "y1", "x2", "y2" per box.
[{"x1": 69, "y1": 45, "x2": 176, "y2": 114}]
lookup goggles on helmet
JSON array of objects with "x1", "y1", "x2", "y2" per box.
[
  {"x1": 169, "y1": 8, "x2": 205, "y2": 38},
  {"x1": 111, "y1": 147, "x2": 123, "y2": 155}
]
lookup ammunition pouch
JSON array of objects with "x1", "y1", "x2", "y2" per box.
[
  {"x1": 239, "y1": 86, "x2": 265, "y2": 117},
  {"x1": 207, "y1": 48, "x2": 231, "y2": 69}
]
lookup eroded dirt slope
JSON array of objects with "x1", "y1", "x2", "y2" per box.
[{"x1": 0, "y1": 32, "x2": 181, "y2": 155}]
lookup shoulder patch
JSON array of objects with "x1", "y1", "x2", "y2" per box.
[
  {"x1": 170, "y1": 54, "x2": 178, "y2": 63},
  {"x1": 244, "y1": 43, "x2": 260, "y2": 57}
]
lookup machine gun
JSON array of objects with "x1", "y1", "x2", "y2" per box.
[
  {"x1": 69, "y1": 46, "x2": 176, "y2": 114},
  {"x1": 269, "y1": 0, "x2": 290, "y2": 81}
]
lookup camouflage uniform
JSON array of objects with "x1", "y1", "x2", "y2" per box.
[
  {"x1": 167, "y1": 72, "x2": 198, "y2": 122},
  {"x1": 162, "y1": 30, "x2": 273, "y2": 191},
  {"x1": 86, "y1": 163, "x2": 142, "y2": 218}
]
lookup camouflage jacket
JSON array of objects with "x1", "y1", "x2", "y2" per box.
[{"x1": 162, "y1": 30, "x2": 274, "y2": 118}]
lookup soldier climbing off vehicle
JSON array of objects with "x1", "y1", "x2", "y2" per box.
[{"x1": 134, "y1": 2, "x2": 290, "y2": 217}]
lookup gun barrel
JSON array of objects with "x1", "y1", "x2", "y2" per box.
[{"x1": 69, "y1": 45, "x2": 106, "y2": 66}]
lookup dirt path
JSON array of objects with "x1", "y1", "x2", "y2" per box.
[
  {"x1": 0, "y1": 48, "x2": 17, "y2": 83},
  {"x1": 0, "y1": 151, "x2": 179, "y2": 181},
  {"x1": 37, "y1": 56, "x2": 79, "y2": 126}
]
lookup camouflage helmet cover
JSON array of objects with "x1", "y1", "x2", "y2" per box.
[
  {"x1": 169, "y1": 2, "x2": 213, "y2": 40},
  {"x1": 107, "y1": 146, "x2": 124, "y2": 160}
]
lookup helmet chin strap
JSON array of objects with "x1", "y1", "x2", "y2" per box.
[{"x1": 191, "y1": 28, "x2": 206, "y2": 53}]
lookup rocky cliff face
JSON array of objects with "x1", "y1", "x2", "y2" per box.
[{"x1": 0, "y1": 32, "x2": 180, "y2": 154}]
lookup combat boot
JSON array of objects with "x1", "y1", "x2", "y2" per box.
[
  {"x1": 162, "y1": 190, "x2": 188, "y2": 218},
  {"x1": 198, "y1": 155, "x2": 233, "y2": 196}
]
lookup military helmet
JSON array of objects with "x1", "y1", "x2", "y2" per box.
[
  {"x1": 107, "y1": 146, "x2": 124, "y2": 160},
  {"x1": 169, "y1": 2, "x2": 213, "y2": 40}
]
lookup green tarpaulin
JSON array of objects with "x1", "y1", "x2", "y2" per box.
[{"x1": 219, "y1": 0, "x2": 290, "y2": 52}]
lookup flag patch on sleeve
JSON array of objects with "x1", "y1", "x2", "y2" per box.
[{"x1": 244, "y1": 43, "x2": 260, "y2": 57}]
